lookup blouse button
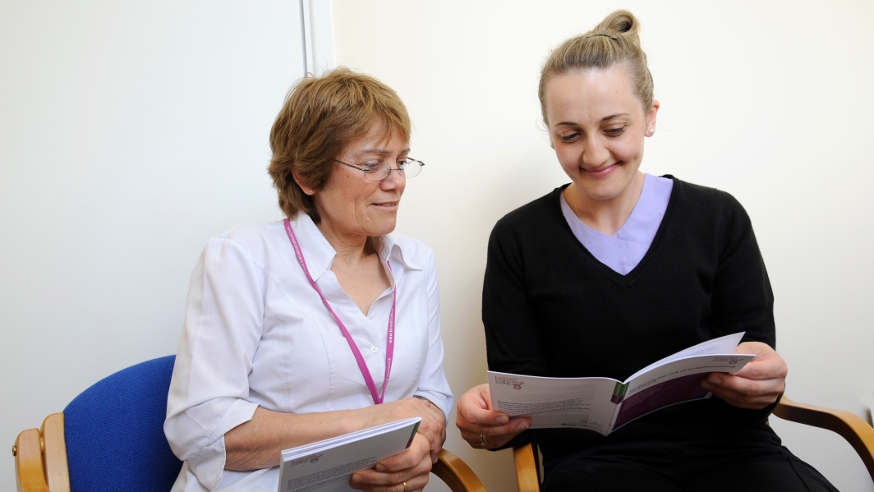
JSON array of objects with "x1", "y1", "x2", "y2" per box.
[{"x1": 371, "y1": 346, "x2": 379, "y2": 353}]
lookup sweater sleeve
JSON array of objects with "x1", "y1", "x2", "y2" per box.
[
  {"x1": 703, "y1": 192, "x2": 781, "y2": 422},
  {"x1": 481, "y1": 216, "x2": 547, "y2": 451},
  {"x1": 482, "y1": 216, "x2": 550, "y2": 377},
  {"x1": 710, "y1": 195, "x2": 776, "y2": 348}
]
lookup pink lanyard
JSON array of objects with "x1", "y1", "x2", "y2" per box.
[{"x1": 284, "y1": 219, "x2": 396, "y2": 405}]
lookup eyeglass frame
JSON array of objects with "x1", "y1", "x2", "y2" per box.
[{"x1": 332, "y1": 158, "x2": 425, "y2": 182}]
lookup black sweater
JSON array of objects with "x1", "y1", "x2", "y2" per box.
[{"x1": 483, "y1": 177, "x2": 781, "y2": 464}]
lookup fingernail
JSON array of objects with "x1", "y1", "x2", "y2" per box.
[
  {"x1": 375, "y1": 463, "x2": 386, "y2": 472},
  {"x1": 496, "y1": 415, "x2": 509, "y2": 425},
  {"x1": 710, "y1": 376, "x2": 722, "y2": 385},
  {"x1": 350, "y1": 474, "x2": 362, "y2": 484},
  {"x1": 518, "y1": 421, "x2": 529, "y2": 432}
]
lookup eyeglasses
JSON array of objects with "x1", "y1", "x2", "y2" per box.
[{"x1": 333, "y1": 158, "x2": 425, "y2": 182}]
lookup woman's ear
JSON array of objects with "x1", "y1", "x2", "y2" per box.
[
  {"x1": 292, "y1": 171, "x2": 315, "y2": 195},
  {"x1": 646, "y1": 100, "x2": 660, "y2": 137}
]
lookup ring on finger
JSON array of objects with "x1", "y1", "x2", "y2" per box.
[
  {"x1": 480, "y1": 434, "x2": 489, "y2": 446},
  {"x1": 403, "y1": 481, "x2": 407, "y2": 492}
]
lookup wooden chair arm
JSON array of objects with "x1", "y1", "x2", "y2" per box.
[
  {"x1": 510, "y1": 397, "x2": 874, "y2": 490},
  {"x1": 14, "y1": 414, "x2": 70, "y2": 492},
  {"x1": 40, "y1": 414, "x2": 69, "y2": 492},
  {"x1": 432, "y1": 448, "x2": 487, "y2": 492},
  {"x1": 774, "y1": 396, "x2": 874, "y2": 481},
  {"x1": 14, "y1": 428, "x2": 51, "y2": 492},
  {"x1": 513, "y1": 442, "x2": 541, "y2": 492}
]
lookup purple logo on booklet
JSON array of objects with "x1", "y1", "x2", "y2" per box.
[{"x1": 495, "y1": 376, "x2": 525, "y2": 390}]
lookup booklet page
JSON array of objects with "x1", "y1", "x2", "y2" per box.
[
  {"x1": 488, "y1": 332, "x2": 755, "y2": 436},
  {"x1": 278, "y1": 417, "x2": 421, "y2": 492},
  {"x1": 488, "y1": 372, "x2": 619, "y2": 434},
  {"x1": 612, "y1": 353, "x2": 754, "y2": 429},
  {"x1": 626, "y1": 332, "x2": 746, "y2": 381}
]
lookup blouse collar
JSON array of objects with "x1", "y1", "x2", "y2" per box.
[{"x1": 286, "y1": 213, "x2": 421, "y2": 283}]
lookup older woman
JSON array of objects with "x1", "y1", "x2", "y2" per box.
[
  {"x1": 165, "y1": 68, "x2": 451, "y2": 492},
  {"x1": 456, "y1": 10, "x2": 837, "y2": 492}
]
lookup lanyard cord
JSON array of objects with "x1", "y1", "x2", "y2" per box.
[{"x1": 284, "y1": 219, "x2": 396, "y2": 405}]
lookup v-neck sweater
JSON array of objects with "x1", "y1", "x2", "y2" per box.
[
  {"x1": 559, "y1": 173, "x2": 674, "y2": 275},
  {"x1": 482, "y1": 176, "x2": 780, "y2": 464}
]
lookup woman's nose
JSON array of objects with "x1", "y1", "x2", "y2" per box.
[
  {"x1": 581, "y1": 136, "x2": 610, "y2": 167},
  {"x1": 380, "y1": 167, "x2": 406, "y2": 189}
]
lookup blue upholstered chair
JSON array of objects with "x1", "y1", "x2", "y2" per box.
[
  {"x1": 14, "y1": 355, "x2": 183, "y2": 492},
  {"x1": 13, "y1": 355, "x2": 485, "y2": 492}
]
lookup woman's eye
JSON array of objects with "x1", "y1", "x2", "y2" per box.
[
  {"x1": 559, "y1": 133, "x2": 579, "y2": 142},
  {"x1": 605, "y1": 127, "x2": 626, "y2": 136},
  {"x1": 362, "y1": 162, "x2": 382, "y2": 172}
]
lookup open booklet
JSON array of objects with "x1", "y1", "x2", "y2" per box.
[
  {"x1": 277, "y1": 417, "x2": 421, "y2": 492},
  {"x1": 488, "y1": 332, "x2": 754, "y2": 436}
]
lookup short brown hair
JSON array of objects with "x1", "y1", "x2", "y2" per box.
[
  {"x1": 268, "y1": 67, "x2": 411, "y2": 222},
  {"x1": 539, "y1": 10, "x2": 654, "y2": 124}
]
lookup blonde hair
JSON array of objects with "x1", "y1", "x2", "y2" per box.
[
  {"x1": 538, "y1": 10, "x2": 654, "y2": 124},
  {"x1": 268, "y1": 67, "x2": 411, "y2": 222}
]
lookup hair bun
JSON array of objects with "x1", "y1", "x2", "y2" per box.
[
  {"x1": 595, "y1": 9, "x2": 641, "y2": 45},
  {"x1": 538, "y1": 9, "x2": 653, "y2": 123}
]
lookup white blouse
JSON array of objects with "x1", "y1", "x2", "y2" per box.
[{"x1": 164, "y1": 213, "x2": 453, "y2": 492}]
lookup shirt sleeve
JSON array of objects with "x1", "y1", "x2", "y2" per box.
[
  {"x1": 164, "y1": 238, "x2": 264, "y2": 490},
  {"x1": 412, "y1": 247, "x2": 454, "y2": 419}
]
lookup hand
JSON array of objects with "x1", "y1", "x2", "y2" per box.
[
  {"x1": 701, "y1": 342, "x2": 787, "y2": 409},
  {"x1": 349, "y1": 433, "x2": 431, "y2": 492},
  {"x1": 362, "y1": 398, "x2": 446, "y2": 463},
  {"x1": 456, "y1": 384, "x2": 532, "y2": 450}
]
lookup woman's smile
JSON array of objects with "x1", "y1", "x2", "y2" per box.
[{"x1": 582, "y1": 163, "x2": 619, "y2": 179}]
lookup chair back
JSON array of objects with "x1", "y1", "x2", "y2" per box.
[{"x1": 63, "y1": 355, "x2": 182, "y2": 491}]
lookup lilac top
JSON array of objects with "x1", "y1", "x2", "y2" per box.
[{"x1": 559, "y1": 173, "x2": 674, "y2": 275}]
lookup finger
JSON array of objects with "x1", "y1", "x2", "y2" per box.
[
  {"x1": 351, "y1": 447, "x2": 431, "y2": 489},
  {"x1": 458, "y1": 417, "x2": 530, "y2": 449},
  {"x1": 458, "y1": 415, "x2": 531, "y2": 439},
  {"x1": 351, "y1": 470, "x2": 429, "y2": 491},
  {"x1": 428, "y1": 423, "x2": 446, "y2": 463},
  {"x1": 456, "y1": 403, "x2": 514, "y2": 429},
  {"x1": 406, "y1": 473, "x2": 430, "y2": 492},
  {"x1": 374, "y1": 435, "x2": 431, "y2": 473},
  {"x1": 733, "y1": 343, "x2": 787, "y2": 379},
  {"x1": 427, "y1": 433, "x2": 440, "y2": 464},
  {"x1": 414, "y1": 418, "x2": 440, "y2": 444},
  {"x1": 701, "y1": 375, "x2": 783, "y2": 409},
  {"x1": 735, "y1": 341, "x2": 776, "y2": 356},
  {"x1": 351, "y1": 472, "x2": 430, "y2": 492},
  {"x1": 459, "y1": 429, "x2": 506, "y2": 449},
  {"x1": 351, "y1": 463, "x2": 430, "y2": 489},
  {"x1": 456, "y1": 386, "x2": 512, "y2": 427},
  {"x1": 707, "y1": 370, "x2": 785, "y2": 397},
  {"x1": 409, "y1": 399, "x2": 446, "y2": 444},
  {"x1": 733, "y1": 357, "x2": 788, "y2": 381}
]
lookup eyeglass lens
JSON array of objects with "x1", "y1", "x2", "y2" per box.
[{"x1": 364, "y1": 160, "x2": 423, "y2": 181}]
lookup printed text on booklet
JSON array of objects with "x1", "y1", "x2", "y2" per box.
[
  {"x1": 488, "y1": 333, "x2": 753, "y2": 435},
  {"x1": 278, "y1": 417, "x2": 421, "y2": 492}
]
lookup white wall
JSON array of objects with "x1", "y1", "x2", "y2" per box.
[
  {"x1": 331, "y1": 1, "x2": 874, "y2": 491},
  {"x1": 0, "y1": 0, "x2": 310, "y2": 487},
  {"x1": 3, "y1": 1, "x2": 872, "y2": 491}
]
